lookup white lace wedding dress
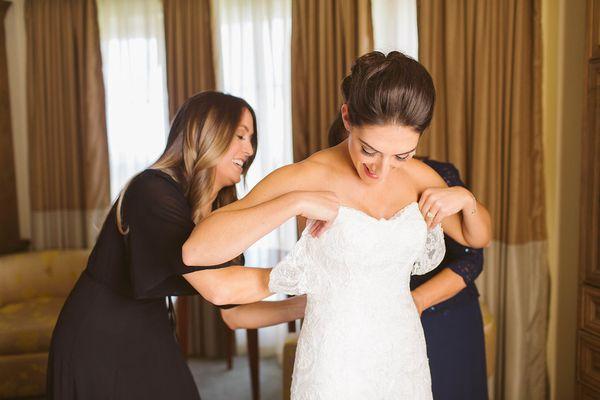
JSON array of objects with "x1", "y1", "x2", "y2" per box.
[{"x1": 269, "y1": 202, "x2": 446, "y2": 400}]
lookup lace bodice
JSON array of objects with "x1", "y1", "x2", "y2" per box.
[{"x1": 269, "y1": 202, "x2": 445, "y2": 399}]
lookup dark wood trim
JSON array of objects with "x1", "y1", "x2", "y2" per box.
[
  {"x1": 176, "y1": 296, "x2": 189, "y2": 356},
  {"x1": 577, "y1": 1, "x2": 600, "y2": 398},
  {"x1": 588, "y1": 0, "x2": 600, "y2": 59},
  {"x1": 246, "y1": 329, "x2": 260, "y2": 400}
]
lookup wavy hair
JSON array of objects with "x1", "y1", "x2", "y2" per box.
[{"x1": 116, "y1": 91, "x2": 258, "y2": 234}]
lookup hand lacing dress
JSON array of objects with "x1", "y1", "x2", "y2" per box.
[{"x1": 269, "y1": 202, "x2": 446, "y2": 400}]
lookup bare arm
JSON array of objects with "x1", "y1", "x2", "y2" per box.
[
  {"x1": 411, "y1": 268, "x2": 466, "y2": 314},
  {"x1": 411, "y1": 160, "x2": 492, "y2": 248},
  {"x1": 182, "y1": 266, "x2": 272, "y2": 306},
  {"x1": 183, "y1": 162, "x2": 338, "y2": 266},
  {"x1": 183, "y1": 191, "x2": 301, "y2": 266},
  {"x1": 220, "y1": 295, "x2": 307, "y2": 329}
]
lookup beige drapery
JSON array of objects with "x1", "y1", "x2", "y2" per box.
[
  {"x1": 163, "y1": 0, "x2": 216, "y2": 119},
  {"x1": 291, "y1": 0, "x2": 373, "y2": 161},
  {"x1": 0, "y1": 1, "x2": 22, "y2": 254},
  {"x1": 417, "y1": 1, "x2": 547, "y2": 398},
  {"x1": 25, "y1": 0, "x2": 110, "y2": 250},
  {"x1": 162, "y1": 0, "x2": 227, "y2": 358}
]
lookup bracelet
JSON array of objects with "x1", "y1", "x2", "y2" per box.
[{"x1": 468, "y1": 194, "x2": 477, "y2": 215}]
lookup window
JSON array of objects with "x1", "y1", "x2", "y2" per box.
[
  {"x1": 97, "y1": 0, "x2": 170, "y2": 199},
  {"x1": 213, "y1": 0, "x2": 295, "y2": 356}
]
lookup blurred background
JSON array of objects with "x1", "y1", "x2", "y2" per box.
[{"x1": 0, "y1": 0, "x2": 596, "y2": 399}]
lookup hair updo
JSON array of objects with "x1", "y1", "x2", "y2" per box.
[{"x1": 341, "y1": 51, "x2": 435, "y2": 133}]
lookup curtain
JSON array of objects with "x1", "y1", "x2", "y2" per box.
[
  {"x1": 97, "y1": 0, "x2": 170, "y2": 200},
  {"x1": 163, "y1": 0, "x2": 215, "y2": 119},
  {"x1": 291, "y1": 0, "x2": 373, "y2": 161},
  {"x1": 162, "y1": 0, "x2": 225, "y2": 358},
  {"x1": 371, "y1": 0, "x2": 418, "y2": 59},
  {"x1": 25, "y1": 0, "x2": 110, "y2": 250},
  {"x1": 0, "y1": 1, "x2": 21, "y2": 254},
  {"x1": 417, "y1": 1, "x2": 547, "y2": 398},
  {"x1": 212, "y1": 0, "x2": 294, "y2": 357}
]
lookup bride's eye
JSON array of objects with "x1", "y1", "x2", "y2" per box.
[
  {"x1": 361, "y1": 147, "x2": 376, "y2": 156},
  {"x1": 395, "y1": 154, "x2": 410, "y2": 161}
]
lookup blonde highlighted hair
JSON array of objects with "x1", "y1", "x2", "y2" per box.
[{"x1": 116, "y1": 91, "x2": 257, "y2": 235}]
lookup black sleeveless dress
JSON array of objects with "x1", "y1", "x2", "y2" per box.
[{"x1": 47, "y1": 169, "x2": 234, "y2": 399}]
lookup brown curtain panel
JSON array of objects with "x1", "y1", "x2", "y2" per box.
[
  {"x1": 0, "y1": 1, "x2": 23, "y2": 254},
  {"x1": 163, "y1": 0, "x2": 216, "y2": 119},
  {"x1": 162, "y1": 0, "x2": 226, "y2": 358},
  {"x1": 25, "y1": 0, "x2": 110, "y2": 250},
  {"x1": 417, "y1": 1, "x2": 547, "y2": 399},
  {"x1": 291, "y1": 0, "x2": 373, "y2": 161}
]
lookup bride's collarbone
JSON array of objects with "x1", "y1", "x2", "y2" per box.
[
  {"x1": 334, "y1": 183, "x2": 418, "y2": 220},
  {"x1": 296, "y1": 157, "x2": 418, "y2": 217}
]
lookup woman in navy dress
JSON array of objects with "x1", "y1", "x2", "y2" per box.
[{"x1": 411, "y1": 159, "x2": 488, "y2": 400}]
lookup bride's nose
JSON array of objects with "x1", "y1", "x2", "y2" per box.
[{"x1": 375, "y1": 158, "x2": 391, "y2": 177}]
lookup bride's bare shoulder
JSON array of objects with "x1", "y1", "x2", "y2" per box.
[
  {"x1": 402, "y1": 158, "x2": 448, "y2": 194},
  {"x1": 243, "y1": 148, "x2": 336, "y2": 198},
  {"x1": 282, "y1": 148, "x2": 338, "y2": 188}
]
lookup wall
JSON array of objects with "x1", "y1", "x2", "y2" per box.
[{"x1": 542, "y1": 0, "x2": 586, "y2": 398}]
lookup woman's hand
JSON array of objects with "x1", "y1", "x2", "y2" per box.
[
  {"x1": 295, "y1": 191, "x2": 340, "y2": 237},
  {"x1": 418, "y1": 186, "x2": 477, "y2": 229}
]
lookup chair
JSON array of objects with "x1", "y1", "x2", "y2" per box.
[{"x1": 0, "y1": 250, "x2": 89, "y2": 398}]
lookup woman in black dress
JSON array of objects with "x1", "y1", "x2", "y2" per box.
[{"x1": 47, "y1": 92, "x2": 278, "y2": 399}]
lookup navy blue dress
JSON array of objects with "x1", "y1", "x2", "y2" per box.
[{"x1": 410, "y1": 160, "x2": 488, "y2": 400}]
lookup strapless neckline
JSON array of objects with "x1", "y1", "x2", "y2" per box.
[{"x1": 338, "y1": 201, "x2": 419, "y2": 222}]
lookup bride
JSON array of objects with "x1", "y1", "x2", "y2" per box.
[{"x1": 183, "y1": 51, "x2": 492, "y2": 399}]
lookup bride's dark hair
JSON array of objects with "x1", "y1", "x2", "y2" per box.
[{"x1": 341, "y1": 51, "x2": 436, "y2": 133}]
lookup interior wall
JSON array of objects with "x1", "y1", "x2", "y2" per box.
[{"x1": 542, "y1": 0, "x2": 586, "y2": 399}]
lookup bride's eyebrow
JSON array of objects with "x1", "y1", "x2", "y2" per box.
[
  {"x1": 360, "y1": 139, "x2": 416, "y2": 156},
  {"x1": 359, "y1": 139, "x2": 380, "y2": 153},
  {"x1": 396, "y1": 147, "x2": 417, "y2": 156}
]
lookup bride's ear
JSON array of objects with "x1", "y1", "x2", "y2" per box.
[{"x1": 340, "y1": 104, "x2": 352, "y2": 132}]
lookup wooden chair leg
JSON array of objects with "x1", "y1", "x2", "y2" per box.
[
  {"x1": 176, "y1": 296, "x2": 189, "y2": 357},
  {"x1": 286, "y1": 295, "x2": 296, "y2": 333},
  {"x1": 246, "y1": 329, "x2": 260, "y2": 400},
  {"x1": 226, "y1": 328, "x2": 235, "y2": 370}
]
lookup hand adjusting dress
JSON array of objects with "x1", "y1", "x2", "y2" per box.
[
  {"x1": 269, "y1": 202, "x2": 446, "y2": 400},
  {"x1": 47, "y1": 169, "x2": 236, "y2": 400}
]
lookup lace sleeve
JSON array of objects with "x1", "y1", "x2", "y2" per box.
[
  {"x1": 412, "y1": 224, "x2": 446, "y2": 275},
  {"x1": 444, "y1": 237, "x2": 484, "y2": 284},
  {"x1": 269, "y1": 234, "x2": 311, "y2": 295}
]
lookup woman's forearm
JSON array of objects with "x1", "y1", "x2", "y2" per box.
[
  {"x1": 221, "y1": 295, "x2": 307, "y2": 329},
  {"x1": 411, "y1": 268, "x2": 466, "y2": 313},
  {"x1": 460, "y1": 198, "x2": 492, "y2": 248},
  {"x1": 184, "y1": 266, "x2": 272, "y2": 306},
  {"x1": 183, "y1": 192, "x2": 301, "y2": 266}
]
